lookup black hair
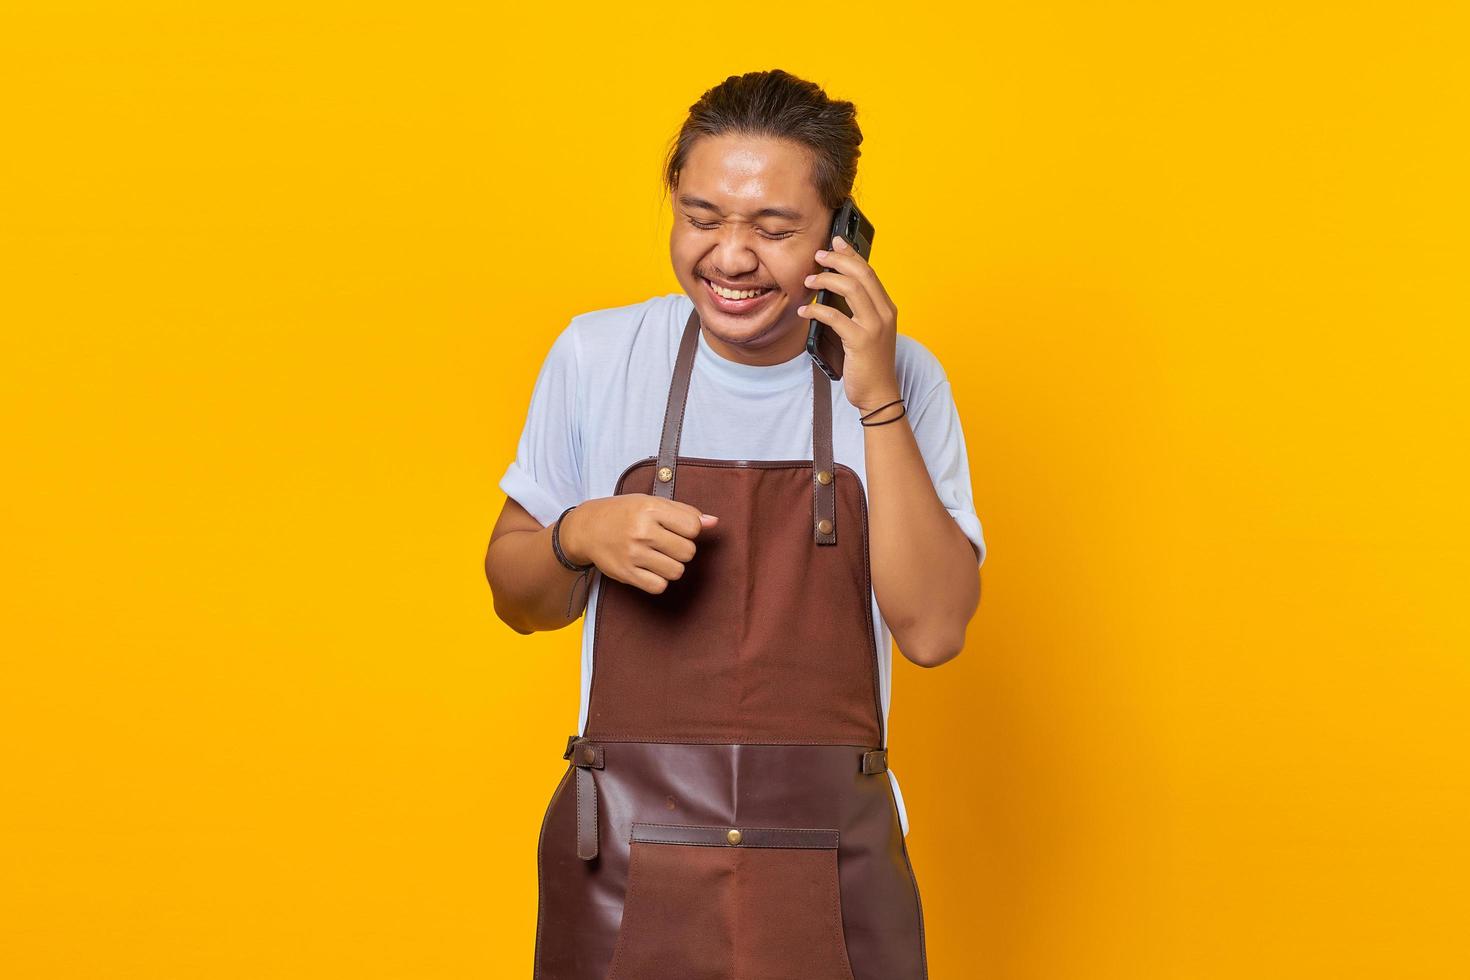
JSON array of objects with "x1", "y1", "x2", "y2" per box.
[{"x1": 662, "y1": 69, "x2": 863, "y2": 211}]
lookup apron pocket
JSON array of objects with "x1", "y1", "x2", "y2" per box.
[{"x1": 605, "y1": 822, "x2": 857, "y2": 980}]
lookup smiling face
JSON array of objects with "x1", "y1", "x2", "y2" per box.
[{"x1": 670, "y1": 133, "x2": 834, "y2": 365}]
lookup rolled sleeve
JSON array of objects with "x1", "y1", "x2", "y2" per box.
[
  {"x1": 498, "y1": 322, "x2": 584, "y2": 528},
  {"x1": 498, "y1": 460, "x2": 572, "y2": 529},
  {"x1": 908, "y1": 380, "x2": 987, "y2": 568}
]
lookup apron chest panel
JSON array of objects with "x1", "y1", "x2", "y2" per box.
[{"x1": 586, "y1": 456, "x2": 882, "y2": 747}]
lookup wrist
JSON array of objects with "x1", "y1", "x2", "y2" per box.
[
  {"x1": 856, "y1": 390, "x2": 905, "y2": 426},
  {"x1": 855, "y1": 388, "x2": 903, "y2": 416},
  {"x1": 860, "y1": 404, "x2": 909, "y2": 430},
  {"x1": 554, "y1": 505, "x2": 594, "y2": 569}
]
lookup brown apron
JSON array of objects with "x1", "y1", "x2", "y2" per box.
[{"x1": 533, "y1": 309, "x2": 928, "y2": 979}]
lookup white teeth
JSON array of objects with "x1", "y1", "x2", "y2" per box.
[{"x1": 708, "y1": 279, "x2": 769, "y2": 300}]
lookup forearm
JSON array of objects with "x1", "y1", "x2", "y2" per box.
[
  {"x1": 484, "y1": 510, "x2": 593, "y2": 634},
  {"x1": 862, "y1": 403, "x2": 980, "y2": 667}
]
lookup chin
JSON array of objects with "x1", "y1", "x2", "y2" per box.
[{"x1": 718, "y1": 313, "x2": 801, "y2": 351}]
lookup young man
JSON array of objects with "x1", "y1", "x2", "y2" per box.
[{"x1": 486, "y1": 70, "x2": 985, "y2": 980}]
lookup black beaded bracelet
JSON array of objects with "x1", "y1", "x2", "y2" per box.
[
  {"x1": 551, "y1": 505, "x2": 594, "y2": 571},
  {"x1": 859, "y1": 405, "x2": 908, "y2": 427}
]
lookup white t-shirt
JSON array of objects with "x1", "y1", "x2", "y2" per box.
[{"x1": 499, "y1": 292, "x2": 987, "y2": 836}]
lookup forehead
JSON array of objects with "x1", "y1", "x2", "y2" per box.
[{"x1": 679, "y1": 134, "x2": 822, "y2": 217}]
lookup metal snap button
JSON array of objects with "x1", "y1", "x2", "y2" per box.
[
  {"x1": 815, "y1": 469, "x2": 833, "y2": 485},
  {"x1": 816, "y1": 518, "x2": 833, "y2": 534},
  {"x1": 657, "y1": 466, "x2": 673, "y2": 482},
  {"x1": 726, "y1": 828, "x2": 742, "y2": 845},
  {"x1": 580, "y1": 746, "x2": 596, "y2": 764}
]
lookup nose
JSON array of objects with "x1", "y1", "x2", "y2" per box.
[{"x1": 706, "y1": 224, "x2": 761, "y2": 278}]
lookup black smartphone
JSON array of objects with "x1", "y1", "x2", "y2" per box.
[{"x1": 806, "y1": 197, "x2": 875, "y2": 381}]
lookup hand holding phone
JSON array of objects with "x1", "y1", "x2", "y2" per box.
[{"x1": 806, "y1": 197, "x2": 876, "y2": 381}]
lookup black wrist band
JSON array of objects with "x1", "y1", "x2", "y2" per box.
[
  {"x1": 859, "y1": 405, "x2": 908, "y2": 427},
  {"x1": 552, "y1": 505, "x2": 594, "y2": 571},
  {"x1": 859, "y1": 397, "x2": 904, "y2": 421}
]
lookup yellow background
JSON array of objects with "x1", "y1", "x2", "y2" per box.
[{"x1": 3, "y1": 2, "x2": 1467, "y2": 977}]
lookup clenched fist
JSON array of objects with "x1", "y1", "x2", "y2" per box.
[{"x1": 558, "y1": 495, "x2": 719, "y2": 595}]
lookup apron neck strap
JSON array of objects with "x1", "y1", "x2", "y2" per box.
[{"x1": 651, "y1": 307, "x2": 837, "y2": 546}]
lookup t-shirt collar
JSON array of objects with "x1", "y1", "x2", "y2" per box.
[{"x1": 690, "y1": 306, "x2": 814, "y2": 394}]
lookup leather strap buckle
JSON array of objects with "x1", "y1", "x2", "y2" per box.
[
  {"x1": 564, "y1": 735, "x2": 604, "y2": 768},
  {"x1": 861, "y1": 749, "x2": 888, "y2": 774},
  {"x1": 563, "y1": 736, "x2": 603, "y2": 861}
]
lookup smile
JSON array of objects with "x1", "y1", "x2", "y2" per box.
[{"x1": 703, "y1": 277, "x2": 778, "y2": 313}]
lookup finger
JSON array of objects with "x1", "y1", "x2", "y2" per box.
[
  {"x1": 653, "y1": 499, "x2": 712, "y2": 540},
  {"x1": 821, "y1": 237, "x2": 897, "y2": 315},
  {"x1": 648, "y1": 522, "x2": 698, "y2": 563},
  {"x1": 797, "y1": 298, "x2": 859, "y2": 345},
  {"x1": 623, "y1": 564, "x2": 673, "y2": 595},
  {"x1": 633, "y1": 545, "x2": 687, "y2": 584},
  {"x1": 803, "y1": 269, "x2": 880, "y2": 328}
]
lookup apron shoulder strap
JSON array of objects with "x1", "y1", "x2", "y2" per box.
[{"x1": 652, "y1": 308, "x2": 837, "y2": 546}]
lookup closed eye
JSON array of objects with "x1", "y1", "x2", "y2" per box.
[{"x1": 685, "y1": 216, "x2": 795, "y2": 240}]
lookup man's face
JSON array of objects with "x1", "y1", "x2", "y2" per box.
[{"x1": 670, "y1": 133, "x2": 833, "y2": 358}]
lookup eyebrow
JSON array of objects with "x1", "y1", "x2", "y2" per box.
[{"x1": 677, "y1": 194, "x2": 804, "y2": 222}]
